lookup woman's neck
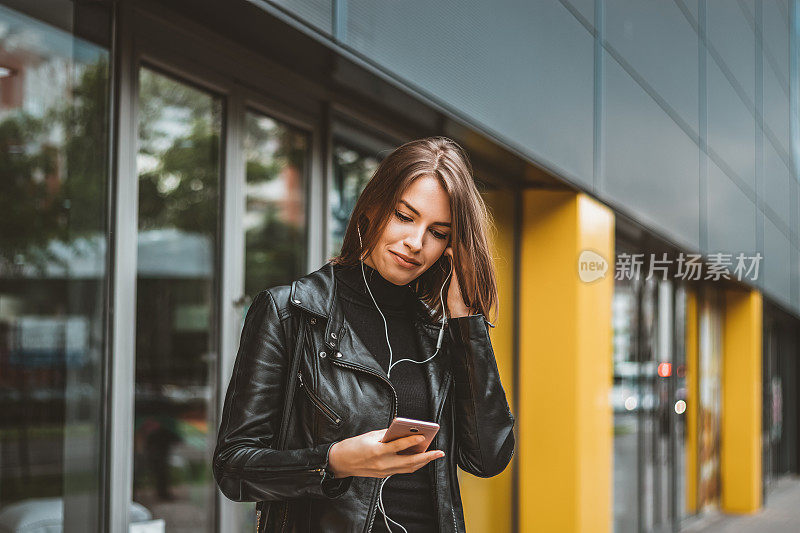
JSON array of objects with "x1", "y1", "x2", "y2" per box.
[{"x1": 334, "y1": 261, "x2": 414, "y2": 311}]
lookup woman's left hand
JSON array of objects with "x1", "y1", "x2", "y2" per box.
[{"x1": 443, "y1": 246, "x2": 472, "y2": 318}]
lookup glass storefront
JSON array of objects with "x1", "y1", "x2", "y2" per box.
[
  {"x1": 0, "y1": 2, "x2": 110, "y2": 531},
  {"x1": 3, "y1": 1, "x2": 799, "y2": 531},
  {"x1": 611, "y1": 247, "x2": 689, "y2": 533},
  {"x1": 611, "y1": 243, "x2": 731, "y2": 533},
  {"x1": 234, "y1": 109, "x2": 314, "y2": 532},
  {"x1": 132, "y1": 67, "x2": 222, "y2": 531},
  {"x1": 611, "y1": 271, "x2": 639, "y2": 532},
  {"x1": 696, "y1": 286, "x2": 722, "y2": 512},
  {"x1": 762, "y1": 305, "x2": 799, "y2": 498},
  {"x1": 131, "y1": 65, "x2": 316, "y2": 533}
]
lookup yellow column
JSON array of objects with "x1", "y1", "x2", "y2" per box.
[
  {"x1": 519, "y1": 190, "x2": 614, "y2": 532},
  {"x1": 460, "y1": 189, "x2": 515, "y2": 532},
  {"x1": 685, "y1": 289, "x2": 698, "y2": 513},
  {"x1": 721, "y1": 289, "x2": 762, "y2": 513}
]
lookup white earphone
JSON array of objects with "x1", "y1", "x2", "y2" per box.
[{"x1": 357, "y1": 225, "x2": 451, "y2": 533}]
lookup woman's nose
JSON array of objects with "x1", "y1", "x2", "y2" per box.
[{"x1": 403, "y1": 227, "x2": 425, "y2": 251}]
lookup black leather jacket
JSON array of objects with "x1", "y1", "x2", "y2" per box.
[{"x1": 213, "y1": 261, "x2": 515, "y2": 532}]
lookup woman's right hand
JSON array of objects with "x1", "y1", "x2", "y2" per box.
[{"x1": 327, "y1": 429, "x2": 445, "y2": 478}]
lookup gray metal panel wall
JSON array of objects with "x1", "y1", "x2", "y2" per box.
[
  {"x1": 265, "y1": 0, "x2": 799, "y2": 315},
  {"x1": 604, "y1": 0, "x2": 699, "y2": 135},
  {"x1": 344, "y1": 0, "x2": 595, "y2": 187},
  {"x1": 269, "y1": 0, "x2": 333, "y2": 35},
  {"x1": 603, "y1": 49, "x2": 701, "y2": 250}
]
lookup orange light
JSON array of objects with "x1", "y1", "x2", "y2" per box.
[{"x1": 658, "y1": 362, "x2": 672, "y2": 377}]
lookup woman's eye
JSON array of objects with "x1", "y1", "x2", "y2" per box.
[{"x1": 395, "y1": 210, "x2": 448, "y2": 240}]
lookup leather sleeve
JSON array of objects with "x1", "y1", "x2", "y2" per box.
[
  {"x1": 447, "y1": 314, "x2": 515, "y2": 478},
  {"x1": 213, "y1": 290, "x2": 352, "y2": 502}
]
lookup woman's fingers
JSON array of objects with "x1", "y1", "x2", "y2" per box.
[
  {"x1": 397, "y1": 449, "x2": 446, "y2": 474},
  {"x1": 413, "y1": 449, "x2": 445, "y2": 467},
  {"x1": 337, "y1": 429, "x2": 446, "y2": 477},
  {"x1": 387, "y1": 434, "x2": 425, "y2": 453}
]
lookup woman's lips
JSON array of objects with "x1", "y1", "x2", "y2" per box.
[{"x1": 390, "y1": 250, "x2": 419, "y2": 269}]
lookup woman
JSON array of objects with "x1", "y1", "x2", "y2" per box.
[{"x1": 213, "y1": 137, "x2": 515, "y2": 533}]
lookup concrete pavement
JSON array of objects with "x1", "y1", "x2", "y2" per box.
[{"x1": 682, "y1": 476, "x2": 800, "y2": 533}]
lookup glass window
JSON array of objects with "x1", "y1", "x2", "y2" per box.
[
  {"x1": 233, "y1": 110, "x2": 311, "y2": 532},
  {"x1": 0, "y1": 2, "x2": 110, "y2": 531},
  {"x1": 697, "y1": 286, "x2": 722, "y2": 512},
  {"x1": 328, "y1": 142, "x2": 381, "y2": 259},
  {"x1": 611, "y1": 273, "x2": 640, "y2": 533},
  {"x1": 243, "y1": 111, "x2": 310, "y2": 297},
  {"x1": 612, "y1": 251, "x2": 687, "y2": 533},
  {"x1": 134, "y1": 67, "x2": 222, "y2": 530}
]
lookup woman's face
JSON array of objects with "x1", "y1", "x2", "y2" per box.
[{"x1": 364, "y1": 175, "x2": 452, "y2": 285}]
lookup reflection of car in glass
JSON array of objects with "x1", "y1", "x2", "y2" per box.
[{"x1": 0, "y1": 498, "x2": 159, "y2": 532}]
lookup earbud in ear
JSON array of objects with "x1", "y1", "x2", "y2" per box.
[{"x1": 357, "y1": 226, "x2": 366, "y2": 262}]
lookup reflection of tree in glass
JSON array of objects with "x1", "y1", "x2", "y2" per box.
[
  {"x1": 243, "y1": 113, "x2": 307, "y2": 184},
  {"x1": 330, "y1": 145, "x2": 380, "y2": 257},
  {"x1": 0, "y1": 59, "x2": 110, "y2": 275},
  {"x1": 137, "y1": 69, "x2": 221, "y2": 235},
  {"x1": 245, "y1": 207, "x2": 304, "y2": 297},
  {"x1": 243, "y1": 114, "x2": 309, "y2": 296}
]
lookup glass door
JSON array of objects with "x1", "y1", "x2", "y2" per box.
[
  {"x1": 131, "y1": 68, "x2": 319, "y2": 532},
  {"x1": 612, "y1": 271, "x2": 641, "y2": 533},
  {"x1": 612, "y1": 250, "x2": 686, "y2": 533},
  {"x1": 133, "y1": 66, "x2": 223, "y2": 531},
  {"x1": 121, "y1": 9, "x2": 323, "y2": 532},
  {"x1": 638, "y1": 275, "x2": 661, "y2": 532},
  {"x1": 225, "y1": 105, "x2": 315, "y2": 532},
  {"x1": 0, "y1": 3, "x2": 112, "y2": 530},
  {"x1": 696, "y1": 287, "x2": 722, "y2": 512}
]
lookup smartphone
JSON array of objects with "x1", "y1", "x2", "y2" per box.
[{"x1": 380, "y1": 417, "x2": 440, "y2": 455}]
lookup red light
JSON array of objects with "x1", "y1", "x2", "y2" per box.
[{"x1": 658, "y1": 362, "x2": 672, "y2": 378}]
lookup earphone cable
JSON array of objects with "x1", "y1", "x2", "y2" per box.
[{"x1": 358, "y1": 229, "x2": 451, "y2": 532}]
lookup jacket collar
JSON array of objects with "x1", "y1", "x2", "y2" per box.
[
  {"x1": 289, "y1": 261, "x2": 450, "y2": 384},
  {"x1": 289, "y1": 261, "x2": 441, "y2": 326}
]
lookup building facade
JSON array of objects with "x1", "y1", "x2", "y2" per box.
[{"x1": 0, "y1": 0, "x2": 798, "y2": 532}]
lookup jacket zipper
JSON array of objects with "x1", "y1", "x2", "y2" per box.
[
  {"x1": 433, "y1": 373, "x2": 457, "y2": 533},
  {"x1": 328, "y1": 358, "x2": 397, "y2": 533},
  {"x1": 219, "y1": 461, "x2": 330, "y2": 477},
  {"x1": 279, "y1": 501, "x2": 288, "y2": 533},
  {"x1": 277, "y1": 316, "x2": 326, "y2": 532},
  {"x1": 277, "y1": 373, "x2": 331, "y2": 533},
  {"x1": 297, "y1": 371, "x2": 343, "y2": 426}
]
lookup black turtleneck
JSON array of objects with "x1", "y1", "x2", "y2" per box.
[{"x1": 333, "y1": 262, "x2": 438, "y2": 533}]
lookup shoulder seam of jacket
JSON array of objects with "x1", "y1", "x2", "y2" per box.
[{"x1": 265, "y1": 285, "x2": 295, "y2": 322}]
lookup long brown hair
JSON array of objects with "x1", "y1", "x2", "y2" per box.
[{"x1": 329, "y1": 136, "x2": 498, "y2": 324}]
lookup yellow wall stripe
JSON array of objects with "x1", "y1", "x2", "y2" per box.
[
  {"x1": 519, "y1": 190, "x2": 614, "y2": 532},
  {"x1": 721, "y1": 289, "x2": 763, "y2": 513}
]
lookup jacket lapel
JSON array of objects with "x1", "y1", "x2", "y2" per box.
[{"x1": 289, "y1": 261, "x2": 451, "y2": 393}]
